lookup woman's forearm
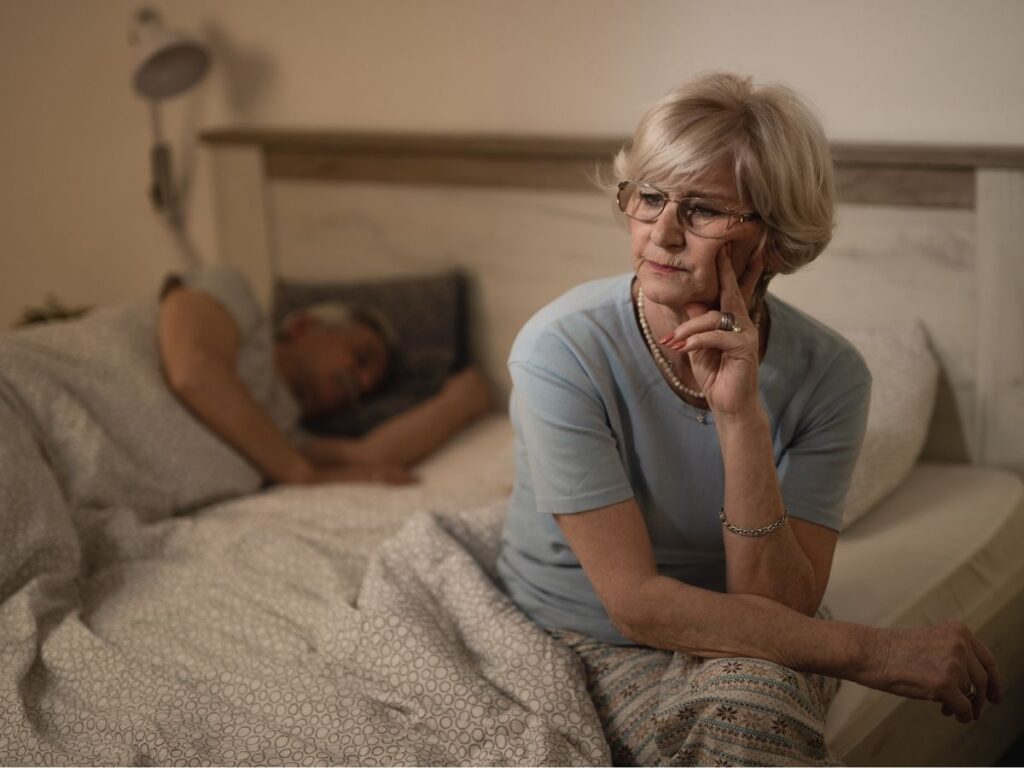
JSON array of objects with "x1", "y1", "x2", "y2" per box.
[
  {"x1": 715, "y1": 407, "x2": 818, "y2": 614},
  {"x1": 617, "y1": 573, "x2": 1000, "y2": 724},
  {"x1": 618, "y1": 574, "x2": 875, "y2": 680}
]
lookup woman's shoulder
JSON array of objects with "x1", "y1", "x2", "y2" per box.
[
  {"x1": 509, "y1": 274, "x2": 633, "y2": 366},
  {"x1": 764, "y1": 295, "x2": 871, "y2": 390}
]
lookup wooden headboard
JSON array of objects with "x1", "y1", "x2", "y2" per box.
[{"x1": 201, "y1": 130, "x2": 1024, "y2": 471}]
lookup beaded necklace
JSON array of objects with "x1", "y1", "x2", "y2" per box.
[{"x1": 636, "y1": 286, "x2": 762, "y2": 407}]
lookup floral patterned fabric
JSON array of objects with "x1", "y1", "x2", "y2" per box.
[{"x1": 551, "y1": 628, "x2": 841, "y2": 767}]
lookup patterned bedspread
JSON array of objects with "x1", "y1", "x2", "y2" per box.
[{"x1": 0, "y1": 306, "x2": 609, "y2": 765}]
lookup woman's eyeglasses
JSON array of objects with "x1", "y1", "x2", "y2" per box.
[{"x1": 616, "y1": 181, "x2": 761, "y2": 239}]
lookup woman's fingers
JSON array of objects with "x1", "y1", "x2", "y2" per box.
[
  {"x1": 971, "y1": 633, "x2": 1003, "y2": 704},
  {"x1": 942, "y1": 686, "x2": 977, "y2": 724},
  {"x1": 737, "y1": 248, "x2": 765, "y2": 309},
  {"x1": 718, "y1": 246, "x2": 763, "y2": 314},
  {"x1": 658, "y1": 312, "x2": 724, "y2": 346},
  {"x1": 934, "y1": 623, "x2": 999, "y2": 722},
  {"x1": 667, "y1": 329, "x2": 749, "y2": 355},
  {"x1": 963, "y1": 651, "x2": 989, "y2": 720},
  {"x1": 659, "y1": 312, "x2": 753, "y2": 350}
]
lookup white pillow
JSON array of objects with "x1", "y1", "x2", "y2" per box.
[{"x1": 841, "y1": 321, "x2": 939, "y2": 529}]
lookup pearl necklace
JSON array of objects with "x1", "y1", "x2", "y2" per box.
[
  {"x1": 636, "y1": 288, "x2": 705, "y2": 400},
  {"x1": 636, "y1": 287, "x2": 762, "y2": 405}
]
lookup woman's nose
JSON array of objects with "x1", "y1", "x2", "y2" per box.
[{"x1": 651, "y1": 202, "x2": 685, "y2": 247}]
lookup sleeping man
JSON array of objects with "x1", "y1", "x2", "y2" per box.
[{"x1": 159, "y1": 266, "x2": 492, "y2": 485}]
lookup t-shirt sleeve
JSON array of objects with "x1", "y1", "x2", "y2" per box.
[
  {"x1": 509, "y1": 331, "x2": 634, "y2": 515},
  {"x1": 173, "y1": 266, "x2": 264, "y2": 339},
  {"x1": 777, "y1": 349, "x2": 872, "y2": 531}
]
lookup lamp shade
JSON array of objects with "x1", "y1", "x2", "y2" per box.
[{"x1": 130, "y1": 8, "x2": 209, "y2": 100}]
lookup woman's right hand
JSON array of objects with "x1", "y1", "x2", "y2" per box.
[{"x1": 860, "y1": 621, "x2": 1001, "y2": 722}]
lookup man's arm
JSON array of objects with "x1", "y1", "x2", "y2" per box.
[
  {"x1": 159, "y1": 287, "x2": 412, "y2": 485},
  {"x1": 302, "y1": 367, "x2": 493, "y2": 468},
  {"x1": 555, "y1": 498, "x2": 1002, "y2": 724}
]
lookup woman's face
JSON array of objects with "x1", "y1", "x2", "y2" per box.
[{"x1": 630, "y1": 161, "x2": 763, "y2": 313}]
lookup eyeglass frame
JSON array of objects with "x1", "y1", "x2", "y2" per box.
[{"x1": 616, "y1": 180, "x2": 761, "y2": 239}]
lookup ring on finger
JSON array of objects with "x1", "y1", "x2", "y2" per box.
[
  {"x1": 961, "y1": 682, "x2": 977, "y2": 700},
  {"x1": 718, "y1": 311, "x2": 741, "y2": 333}
]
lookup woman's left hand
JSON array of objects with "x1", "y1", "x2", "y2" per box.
[{"x1": 660, "y1": 247, "x2": 765, "y2": 417}]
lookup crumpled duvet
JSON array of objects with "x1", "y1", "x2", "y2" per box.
[{"x1": 0, "y1": 307, "x2": 609, "y2": 765}]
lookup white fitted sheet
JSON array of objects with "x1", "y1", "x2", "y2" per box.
[{"x1": 824, "y1": 462, "x2": 1024, "y2": 748}]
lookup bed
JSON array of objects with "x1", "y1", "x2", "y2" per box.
[{"x1": 0, "y1": 132, "x2": 1021, "y2": 766}]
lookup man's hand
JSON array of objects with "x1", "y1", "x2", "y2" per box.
[{"x1": 291, "y1": 461, "x2": 418, "y2": 486}]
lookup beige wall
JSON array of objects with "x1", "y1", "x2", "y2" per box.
[{"x1": 1, "y1": 0, "x2": 1022, "y2": 328}]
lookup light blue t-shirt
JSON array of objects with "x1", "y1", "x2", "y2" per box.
[{"x1": 496, "y1": 273, "x2": 871, "y2": 645}]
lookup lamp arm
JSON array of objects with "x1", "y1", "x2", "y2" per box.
[{"x1": 147, "y1": 101, "x2": 183, "y2": 230}]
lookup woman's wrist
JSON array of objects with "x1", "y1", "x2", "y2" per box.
[
  {"x1": 714, "y1": 401, "x2": 769, "y2": 434},
  {"x1": 837, "y1": 622, "x2": 889, "y2": 686},
  {"x1": 780, "y1": 616, "x2": 883, "y2": 683}
]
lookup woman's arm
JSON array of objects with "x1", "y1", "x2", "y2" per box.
[
  {"x1": 302, "y1": 367, "x2": 493, "y2": 468},
  {"x1": 556, "y1": 498, "x2": 1002, "y2": 724},
  {"x1": 159, "y1": 287, "x2": 413, "y2": 485},
  {"x1": 716, "y1": 408, "x2": 834, "y2": 615},
  {"x1": 665, "y1": 248, "x2": 842, "y2": 614}
]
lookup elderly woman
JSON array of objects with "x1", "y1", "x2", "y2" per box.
[{"x1": 496, "y1": 73, "x2": 1000, "y2": 766}]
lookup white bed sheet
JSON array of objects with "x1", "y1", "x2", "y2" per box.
[{"x1": 824, "y1": 462, "x2": 1024, "y2": 750}]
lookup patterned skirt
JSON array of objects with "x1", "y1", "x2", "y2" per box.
[{"x1": 550, "y1": 615, "x2": 842, "y2": 767}]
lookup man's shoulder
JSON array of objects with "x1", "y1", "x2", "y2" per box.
[{"x1": 175, "y1": 265, "x2": 265, "y2": 336}]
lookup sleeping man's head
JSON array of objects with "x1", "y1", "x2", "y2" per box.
[{"x1": 274, "y1": 303, "x2": 394, "y2": 417}]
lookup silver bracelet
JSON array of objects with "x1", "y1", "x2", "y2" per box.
[{"x1": 719, "y1": 507, "x2": 790, "y2": 537}]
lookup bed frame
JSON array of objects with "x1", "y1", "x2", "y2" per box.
[{"x1": 201, "y1": 128, "x2": 1024, "y2": 765}]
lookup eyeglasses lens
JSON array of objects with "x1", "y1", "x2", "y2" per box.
[
  {"x1": 617, "y1": 181, "x2": 731, "y2": 238},
  {"x1": 618, "y1": 182, "x2": 664, "y2": 222}
]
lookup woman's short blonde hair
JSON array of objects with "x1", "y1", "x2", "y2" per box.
[{"x1": 612, "y1": 72, "x2": 835, "y2": 274}]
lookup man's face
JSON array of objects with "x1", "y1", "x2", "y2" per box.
[{"x1": 289, "y1": 322, "x2": 389, "y2": 416}]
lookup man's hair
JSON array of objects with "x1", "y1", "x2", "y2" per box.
[
  {"x1": 608, "y1": 71, "x2": 836, "y2": 275},
  {"x1": 278, "y1": 302, "x2": 398, "y2": 377},
  {"x1": 280, "y1": 302, "x2": 395, "y2": 343}
]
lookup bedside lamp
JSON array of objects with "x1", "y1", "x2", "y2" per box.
[{"x1": 128, "y1": 6, "x2": 210, "y2": 234}]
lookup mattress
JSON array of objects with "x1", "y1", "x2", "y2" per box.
[
  {"x1": 415, "y1": 413, "x2": 516, "y2": 498},
  {"x1": 418, "y1": 418, "x2": 1024, "y2": 759},
  {"x1": 824, "y1": 462, "x2": 1024, "y2": 754}
]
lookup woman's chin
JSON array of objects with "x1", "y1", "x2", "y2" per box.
[{"x1": 638, "y1": 269, "x2": 714, "y2": 308}]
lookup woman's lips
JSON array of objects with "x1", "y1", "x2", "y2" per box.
[{"x1": 645, "y1": 260, "x2": 685, "y2": 274}]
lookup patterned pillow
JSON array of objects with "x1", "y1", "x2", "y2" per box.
[{"x1": 274, "y1": 270, "x2": 468, "y2": 437}]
